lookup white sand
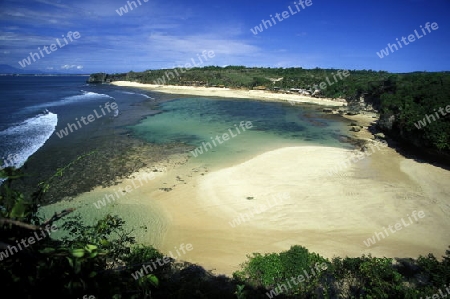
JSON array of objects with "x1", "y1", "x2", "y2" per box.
[
  {"x1": 154, "y1": 145, "x2": 450, "y2": 275},
  {"x1": 111, "y1": 81, "x2": 347, "y2": 107},
  {"x1": 40, "y1": 86, "x2": 450, "y2": 277}
]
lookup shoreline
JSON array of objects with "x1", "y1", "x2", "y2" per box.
[
  {"x1": 38, "y1": 83, "x2": 450, "y2": 277},
  {"x1": 110, "y1": 80, "x2": 379, "y2": 144},
  {"x1": 72, "y1": 141, "x2": 447, "y2": 277},
  {"x1": 110, "y1": 81, "x2": 347, "y2": 107},
  {"x1": 111, "y1": 79, "x2": 378, "y2": 148},
  {"x1": 152, "y1": 141, "x2": 450, "y2": 276}
]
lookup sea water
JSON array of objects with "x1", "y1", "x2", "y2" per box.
[
  {"x1": 130, "y1": 97, "x2": 351, "y2": 170},
  {"x1": 11, "y1": 80, "x2": 353, "y2": 250},
  {"x1": 0, "y1": 76, "x2": 157, "y2": 183}
]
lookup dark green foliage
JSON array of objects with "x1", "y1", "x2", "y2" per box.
[
  {"x1": 92, "y1": 67, "x2": 450, "y2": 160},
  {"x1": 234, "y1": 247, "x2": 450, "y2": 299},
  {"x1": 234, "y1": 252, "x2": 283, "y2": 287},
  {"x1": 124, "y1": 245, "x2": 164, "y2": 267},
  {"x1": 330, "y1": 255, "x2": 405, "y2": 298},
  {"x1": 417, "y1": 248, "x2": 450, "y2": 287},
  {"x1": 2, "y1": 134, "x2": 450, "y2": 299},
  {"x1": 97, "y1": 67, "x2": 390, "y2": 97},
  {"x1": 0, "y1": 155, "x2": 255, "y2": 298},
  {"x1": 0, "y1": 155, "x2": 158, "y2": 298},
  {"x1": 251, "y1": 76, "x2": 272, "y2": 87},
  {"x1": 379, "y1": 73, "x2": 450, "y2": 153},
  {"x1": 234, "y1": 245, "x2": 330, "y2": 297},
  {"x1": 93, "y1": 66, "x2": 450, "y2": 159}
]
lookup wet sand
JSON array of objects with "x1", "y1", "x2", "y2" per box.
[
  {"x1": 38, "y1": 91, "x2": 450, "y2": 277},
  {"x1": 152, "y1": 142, "x2": 450, "y2": 275}
]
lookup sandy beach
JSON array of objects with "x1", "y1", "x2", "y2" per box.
[
  {"x1": 152, "y1": 143, "x2": 450, "y2": 275},
  {"x1": 111, "y1": 81, "x2": 347, "y2": 107},
  {"x1": 41, "y1": 83, "x2": 450, "y2": 277}
]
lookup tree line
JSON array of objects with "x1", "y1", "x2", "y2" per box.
[{"x1": 88, "y1": 67, "x2": 450, "y2": 162}]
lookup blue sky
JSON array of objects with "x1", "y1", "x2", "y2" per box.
[{"x1": 1, "y1": 0, "x2": 449, "y2": 73}]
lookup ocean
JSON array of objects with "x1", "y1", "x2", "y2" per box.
[
  {"x1": 0, "y1": 76, "x2": 352, "y2": 201},
  {"x1": 0, "y1": 76, "x2": 156, "y2": 169},
  {"x1": 131, "y1": 96, "x2": 353, "y2": 169},
  {"x1": 0, "y1": 76, "x2": 166, "y2": 199},
  {"x1": 3, "y1": 76, "x2": 355, "y2": 251}
]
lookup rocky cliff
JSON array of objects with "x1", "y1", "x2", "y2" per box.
[{"x1": 86, "y1": 73, "x2": 107, "y2": 83}]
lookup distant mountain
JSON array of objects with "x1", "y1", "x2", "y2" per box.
[
  {"x1": 0, "y1": 64, "x2": 87, "y2": 75},
  {"x1": 0, "y1": 64, "x2": 48, "y2": 74}
]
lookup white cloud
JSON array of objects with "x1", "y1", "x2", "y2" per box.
[
  {"x1": 61, "y1": 64, "x2": 82, "y2": 69},
  {"x1": 146, "y1": 33, "x2": 260, "y2": 58},
  {"x1": 6, "y1": 11, "x2": 25, "y2": 17}
]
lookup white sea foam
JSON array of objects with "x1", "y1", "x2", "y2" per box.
[
  {"x1": 0, "y1": 112, "x2": 58, "y2": 170},
  {"x1": 138, "y1": 93, "x2": 154, "y2": 99},
  {"x1": 117, "y1": 90, "x2": 154, "y2": 99},
  {"x1": 25, "y1": 91, "x2": 114, "y2": 111}
]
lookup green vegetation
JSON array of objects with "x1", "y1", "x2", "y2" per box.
[
  {"x1": 3, "y1": 68, "x2": 450, "y2": 297},
  {"x1": 378, "y1": 73, "x2": 450, "y2": 153},
  {"x1": 1, "y1": 156, "x2": 449, "y2": 298},
  {"x1": 98, "y1": 67, "x2": 391, "y2": 100},
  {"x1": 234, "y1": 246, "x2": 450, "y2": 298},
  {"x1": 91, "y1": 67, "x2": 450, "y2": 162}
]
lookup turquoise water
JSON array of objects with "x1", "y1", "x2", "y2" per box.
[
  {"x1": 130, "y1": 97, "x2": 352, "y2": 169},
  {"x1": 38, "y1": 96, "x2": 353, "y2": 248}
]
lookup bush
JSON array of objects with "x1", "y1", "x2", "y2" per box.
[{"x1": 233, "y1": 245, "x2": 329, "y2": 297}]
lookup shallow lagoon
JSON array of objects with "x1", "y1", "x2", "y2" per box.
[{"x1": 130, "y1": 97, "x2": 352, "y2": 170}]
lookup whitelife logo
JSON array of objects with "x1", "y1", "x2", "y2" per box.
[
  {"x1": 363, "y1": 210, "x2": 425, "y2": 247},
  {"x1": 152, "y1": 50, "x2": 215, "y2": 85},
  {"x1": 190, "y1": 121, "x2": 253, "y2": 157},
  {"x1": 93, "y1": 172, "x2": 157, "y2": 209},
  {"x1": 55, "y1": 101, "x2": 118, "y2": 139},
  {"x1": 228, "y1": 192, "x2": 290, "y2": 228},
  {"x1": 18, "y1": 31, "x2": 81, "y2": 68},
  {"x1": 414, "y1": 104, "x2": 450, "y2": 129},
  {"x1": 131, "y1": 243, "x2": 193, "y2": 280},
  {"x1": 250, "y1": 0, "x2": 313, "y2": 35},
  {"x1": 420, "y1": 284, "x2": 450, "y2": 299},
  {"x1": 115, "y1": 0, "x2": 149, "y2": 16},
  {"x1": 265, "y1": 262, "x2": 328, "y2": 298},
  {"x1": 376, "y1": 22, "x2": 439, "y2": 59},
  {"x1": 0, "y1": 225, "x2": 58, "y2": 261}
]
